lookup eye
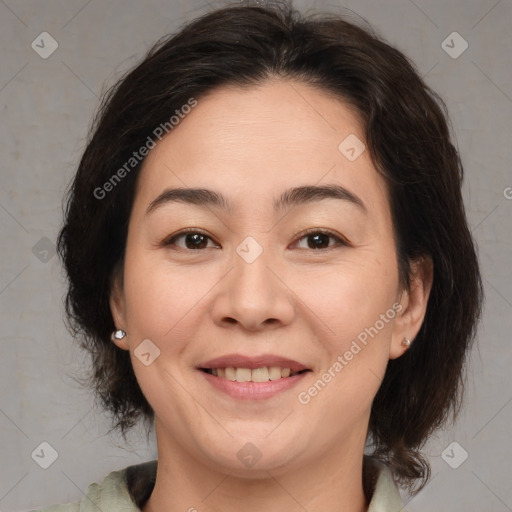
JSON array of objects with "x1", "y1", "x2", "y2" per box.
[
  {"x1": 163, "y1": 229, "x2": 219, "y2": 250},
  {"x1": 294, "y1": 229, "x2": 349, "y2": 250}
]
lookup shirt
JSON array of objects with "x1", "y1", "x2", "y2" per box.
[{"x1": 29, "y1": 455, "x2": 406, "y2": 511}]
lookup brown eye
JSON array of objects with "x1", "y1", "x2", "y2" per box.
[
  {"x1": 295, "y1": 230, "x2": 348, "y2": 250},
  {"x1": 182, "y1": 233, "x2": 209, "y2": 249},
  {"x1": 164, "y1": 231, "x2": 218, "y2": 250},
  {"x1": 306, "y1": 233, "x2": 331, "y2": 249}
]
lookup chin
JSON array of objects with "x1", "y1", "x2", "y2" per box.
[{"x1": 197, "y1": 429, "x2": 307, "y2": 475}]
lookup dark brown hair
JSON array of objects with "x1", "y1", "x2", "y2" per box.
[{"x1": 57, "y1": 1, "x2": 483, "y2": 493}]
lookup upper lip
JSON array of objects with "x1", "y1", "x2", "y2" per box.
[{"x1": 198, "y1": 354, "x2": 309, "y2": 373}]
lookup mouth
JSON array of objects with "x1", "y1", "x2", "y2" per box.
[
  {"x1": 199, "y1": 366, "x2": 311, "y2": 383},
  {"x1": 197, "y1": 354, "x2": 312, "y2": 398}
]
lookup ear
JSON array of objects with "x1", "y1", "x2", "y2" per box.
[
  {"x1": 389, "y1": 256, "x2": 433, "y2": 359},
  {"x1": 109, "y1": 267, "x2": 129, "y2": 351}
]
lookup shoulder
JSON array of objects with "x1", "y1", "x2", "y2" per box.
[{"x1": 28, "y1": 460, "x2": 158, "y2": 512}]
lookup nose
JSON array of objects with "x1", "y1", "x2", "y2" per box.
[{"x1": 210, "y1": 246, "x2": 295, "y2": 332}]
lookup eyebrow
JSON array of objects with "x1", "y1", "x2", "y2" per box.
[{"x1": 145, "y1": 184, "x2": 366, "y2": 216}]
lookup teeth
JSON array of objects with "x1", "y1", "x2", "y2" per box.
[
  {"x1": 251, "y1": 367, "x2": 269, "y2": 382},
  {"x1": 269, "y1": 366, "x2": 282, "y2": 380},
  {"x1": 225, "y1": 367, "x2": 237, "y2": 381},
  {"x1": 235, "y1": 368, "x2": 252, "y2": 382},
  {"x1": 208, "y1": 366, "x2": 300, "y2": 382}
]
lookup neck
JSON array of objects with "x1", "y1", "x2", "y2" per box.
[{"x1": 142, "y1": 421, "x2": 369, "y2": 512}]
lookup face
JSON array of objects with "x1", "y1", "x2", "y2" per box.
[{"x1": 110, "y1": 79, "x2": 425, "y2": 477}]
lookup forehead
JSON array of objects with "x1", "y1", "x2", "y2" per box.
[{"x1": 134, "y1": 79, "x2": 390, "y2": 221}]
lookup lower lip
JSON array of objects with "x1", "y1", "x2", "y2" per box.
[{"x1": 199, "y1": 370, "x2": 308, "y2": 400}]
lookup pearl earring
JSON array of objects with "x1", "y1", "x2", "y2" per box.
[
  {"x1": 111, "y1": 329, "x2": 127, "y2": 341},
  {"x1": 401, "y1": 337, "x2": 411, "y2": 348}
]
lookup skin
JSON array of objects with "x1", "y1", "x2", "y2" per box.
[{"x1": 110, "y1": 78, "x2": 432, "y2": 512}]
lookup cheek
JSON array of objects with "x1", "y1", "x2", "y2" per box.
[
  {"x1": 121, "y1": 244, "x2": 224, "y2": 343},
  {"x1": 296, "y1": 254, "x2": 399, "y2": 341},
  {"x1": 294, "y1": 274, "x2": 397, "y2": 425},
  {"x1": 293, "y1": 255, "x2": 398, "y2": 405},
  {"x1": 300, "y1": 254, "x2": 399, "y2": 409}
]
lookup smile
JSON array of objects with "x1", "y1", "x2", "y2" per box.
[
  {"x1": 197, "y1": 354, "x2": 312, "y2": 399},
  {"x1": 200, "y1": 366, "x2": 309, "y2": 382}
]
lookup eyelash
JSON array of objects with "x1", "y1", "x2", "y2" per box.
[{"x1": 162, "y1": 228, "x2": 349, "y2": 251}]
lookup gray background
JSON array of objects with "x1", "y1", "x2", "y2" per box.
[{"x1": 1, "y1": 0, "x2": 511, "y2": 510}]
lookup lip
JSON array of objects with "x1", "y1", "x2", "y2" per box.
[
  {"x1": 197, "y1": 353, "x2": 311, "y2": 401},
  {"x1": 198, "y1": 354, "x2": 309, "y2": 373},
  {"x1": 199, "y1": 370, "x2": 309, "y2": 400}
]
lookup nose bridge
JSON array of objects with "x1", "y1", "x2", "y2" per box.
[
  {"x1": 233, "y1": 244, "x2": 273, "y2": 301},
  {"x1": 211, "y1": 236, "x2": 295, "y2": 329},
  {"x1": 232, "y1": 238, "x2": 278, "y2": 311}
]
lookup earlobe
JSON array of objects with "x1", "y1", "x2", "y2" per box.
[{"x1": 390, "y1": 256, "x2": 433, "y2": 359}]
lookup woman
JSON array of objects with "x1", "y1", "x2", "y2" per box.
[{"x1": 31, "y1": 2, "x2": 482, "y2": 511}]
